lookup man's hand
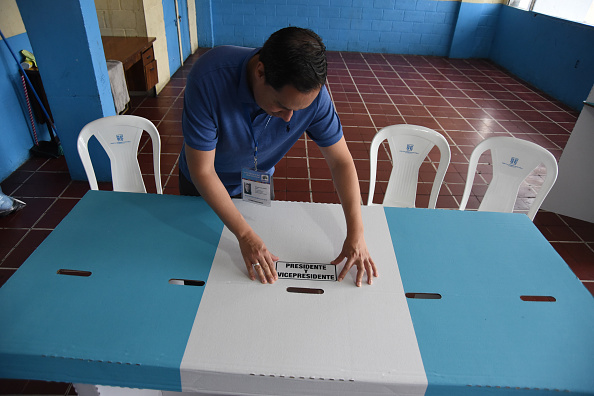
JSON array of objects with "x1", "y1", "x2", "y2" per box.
[
  {"x1": 186, "y1": 145, "x2": 279, "y2": 284},
  {"x1": 319, "y1": 138, "x2": 378, "y2": 287},
  {"x1": 332, "y1": 234, "x2": 378, "y2": 287},
  {"x1": 239, "y1": 229, "x2": 279, "y2": 284}
]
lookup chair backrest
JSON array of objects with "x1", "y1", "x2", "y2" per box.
[
  {"x1": 459, "y1": 136, "x2": 558, "y2": 220},
  {"x1": 77, "y1": 115, "x2": 162, "y2": 194},
  {"x1": 368, "y1": 124, "x2": 451, "y2": 208}
]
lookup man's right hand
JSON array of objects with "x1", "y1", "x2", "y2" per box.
[
  {"x1": 239, "y1": 229, "x2": 279, "y2": 284},
  {"x1": 186, "y1": 145, "x2": 278, "y2": 284}
]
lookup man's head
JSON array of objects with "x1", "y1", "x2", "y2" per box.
[
  {"x1": 259, "y1": 27, "x2": 327, "y2": 93},
  {"x1": 251, "y1": 27, "x2": 327, "y2": 122}
]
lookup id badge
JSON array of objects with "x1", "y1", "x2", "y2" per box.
[{"x1": 241, "y1": 168, "x2": 272, "y2": 207}]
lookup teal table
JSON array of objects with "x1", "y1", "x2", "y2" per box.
[{"x1": 0, "y1": 191, "x2": 592, "y2": 396}]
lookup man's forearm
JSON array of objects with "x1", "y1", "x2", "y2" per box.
[
  {"x1": 331, "y1": 160, "x2": 365, "y2": 237},
  {"x1": 184, "y1": 146, "x2": 253, "y2": 238},
  {"x1": 319, "y1": 138, "x2": 365, "y2": 238}
]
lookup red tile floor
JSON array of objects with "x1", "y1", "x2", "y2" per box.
[{"x1": 1, "y1": 49, "x2": 593, "y2": 394}]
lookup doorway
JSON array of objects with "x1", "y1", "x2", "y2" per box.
[{"x1": 162, "y1": 0, "x2": 191, "y2": 76}]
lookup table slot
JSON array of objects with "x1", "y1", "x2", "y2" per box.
[
  {"x1": 169, "y1": 279, "x2": 205, "y2": 287},
  {"x1": 286, "y1": 287, "x2": 324, "y2": 294},
  {"x1": 520, "y1": 295, "x2": 556, "y2": 302},
  {"x1": 405, "y1": 292, "x2": 442, "y2": 299},
  {"x1": 56, "y1": 269, "x2": 92, "y2": 277}
]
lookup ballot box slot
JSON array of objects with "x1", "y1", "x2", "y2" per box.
[
  {"x1": 169, "y1": 279, "x2": 205, "y2": 286},
  {"x1": 286, "y1": 287, "x2": 324, "y2": 294},
  {"x1": 520, "y1": 295, "x2": 556, "y2": 302},
  {"x1": 57, "y1": 269, "x2": 92, "y2": 277},
  {"x1": 405, "y1": 292, "x2": 442, "y2": 299}
]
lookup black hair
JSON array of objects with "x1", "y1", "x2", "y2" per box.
[{"x1": 258, "y1": 27, "x2": 327, "y2": 93}]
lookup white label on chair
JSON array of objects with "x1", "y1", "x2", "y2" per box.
[
  {"x1": 111, "y1": 134, "x2": 131, "y2": 144},
  {"x1": 504, "y1": 156, "x2": 523, "y2": 169},
  {"x1": 401, "y1": 143, "x2": 419, "y2": 154}
]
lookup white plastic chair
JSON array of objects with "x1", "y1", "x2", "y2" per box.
[
  {"x1": 77, "y1": 115, "x2": 162, "y2": 194},
  {"x1": 459, "y1": 136, "x2": 558, "y2": 221},
  {"x1": 368, "y1": 124, "x2": 451, "y2": 208}
]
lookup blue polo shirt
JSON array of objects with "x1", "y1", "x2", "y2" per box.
[{"x1": 180, "y1": 45, "x2": 343, "y2": 196}]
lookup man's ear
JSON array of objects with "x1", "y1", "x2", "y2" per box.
[{"x1": 255, "y1": 61, "x2": 266, "y2": 82}]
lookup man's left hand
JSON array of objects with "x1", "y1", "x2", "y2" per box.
[{"x1": 332, "y1": 235, "x2": 378, "y2": 287}]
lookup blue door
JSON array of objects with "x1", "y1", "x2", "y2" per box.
[
  {"x1": 162, "y1": 0, "x2": 181, "y2": 76},
  {"x1": 177, "y1": 0, "x2": 192, "y2": 61}
]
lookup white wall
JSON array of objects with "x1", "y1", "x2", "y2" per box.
[
  {"x1": 533, "y1": 0, "x2": 593, "y2": 24},
  {"x1": 95, "y1": 0, "x2": 147, "y2": 37}
]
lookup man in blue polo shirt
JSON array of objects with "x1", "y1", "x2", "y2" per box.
[{"x1": 179, "y1": 27, "x2": 378, "y2": 287}]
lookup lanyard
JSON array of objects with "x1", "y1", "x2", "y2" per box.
[{"x1": 243, "y1": 105, "x2": 271, "y2": 171}]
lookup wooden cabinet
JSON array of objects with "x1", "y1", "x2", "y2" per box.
[
  {"x1": 101, "y1": 36, "x2": 158, "y2": 93},
  {"x1": 142, "y1": 47, "x2": 158, "y2": 91}
]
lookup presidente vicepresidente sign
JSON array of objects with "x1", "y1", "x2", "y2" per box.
[{"x1": 275, "y1": 261, "x2": 337, "y2": 281}]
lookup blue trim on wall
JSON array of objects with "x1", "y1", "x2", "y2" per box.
[
  {"x1": 0, "y1": 32, "x2": 49, "y2": 182},
  {"x1": 490, "y1": 6, "x2": 594, "y2": 111}
]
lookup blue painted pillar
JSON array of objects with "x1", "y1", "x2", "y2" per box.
[
  {"x1": 196, "y1": 0, "x2": 214, "y2": 47},
  {"x1": 16, "y1": 0, "x2": 115, "y2": 181},
  {"x1": 450, "y1": 2, "x2": 482, "y2": 58},
  {"x1": 449, "y1": 1, "x2": 502, "y2": 59}
]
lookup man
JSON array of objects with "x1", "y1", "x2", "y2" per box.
[{"x1": 179, "y1": 27, "x2": 377, "y2": 287}]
